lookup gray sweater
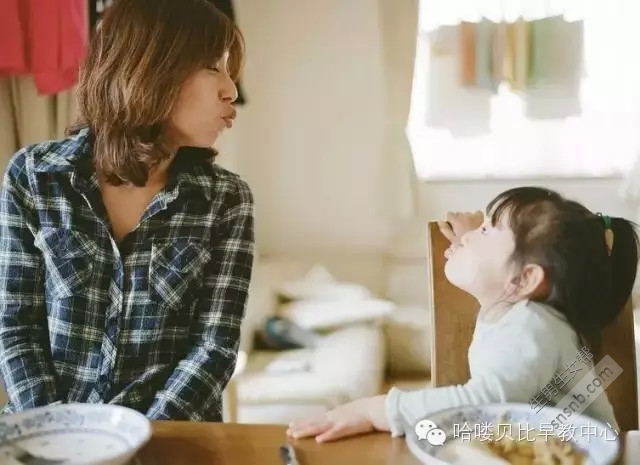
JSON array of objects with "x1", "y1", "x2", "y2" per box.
[{"x1": 385, "y1": 300, "x2": 618, "y2": 436}]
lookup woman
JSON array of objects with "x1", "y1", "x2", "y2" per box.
[{"x1": 0, "y1": 0, "x2": 254, "y2": 422}]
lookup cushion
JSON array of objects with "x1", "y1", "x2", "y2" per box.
[
  {"x1": 277, "y1": 265, "x2": 372, "y2": 301},
  {"x1": 240, "y1": 256, "x2": 309, "y2": 352},
  {"x1": 263, "y1": 349, "x2": 313, "y2": 374},
  {"x1": 236, "y1": 324, "x2": 386, "y2": 405},
  {"x1": 237, "y1": 353, "x2": 351, "y2": 406},
  {"x1": 279, "y1": 299, "x2": 394, "y2": 330}
]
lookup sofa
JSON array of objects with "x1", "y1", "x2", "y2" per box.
[{"x1": 228, "y1": 256, "x2": 388, "y2": 424}]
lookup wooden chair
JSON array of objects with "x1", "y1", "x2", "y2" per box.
[{"x1": 427, "y1": 222, "x2": 639, "y2": 431}]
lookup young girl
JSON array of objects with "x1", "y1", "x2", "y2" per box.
[{"x1": 287, "y1": 186, "x2": 638, "y2": 442}]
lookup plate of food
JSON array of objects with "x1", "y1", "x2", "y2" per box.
[
  {"x1": 405, "y1": 403, "x2": 620, "y2": 465},
  {"x1": 0, "y1": 403, "x2": 152, "y2": 465}
]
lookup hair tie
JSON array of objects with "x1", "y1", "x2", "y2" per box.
[{"x1": 597, "y1": 213, "x2": 614, "y2": 255}]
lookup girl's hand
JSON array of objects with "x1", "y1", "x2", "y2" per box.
[
  {"x1": 286, "y1": 395, "x2": 389, "y2": 443},
  {"x1": 437, "y1": 211, "x2": 484, "y2": 245}
]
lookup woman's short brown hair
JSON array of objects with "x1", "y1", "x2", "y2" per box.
[{"x1": 72, "y1": 0, "x2": 244, "y2": 186}]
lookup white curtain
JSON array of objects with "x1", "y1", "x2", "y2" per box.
[
  {"x1": 419, "y1": 0, "x2": 587, "y2": 31},
  {"x1": 378, "y1": 0, "x2": 421, "y2": 220},
  {"x1": 0, "y1": 77, "x2": 78, "y2": 178},
  {"x1": 620, "y1": 156, "x2": 640, "y2": 221},
  {"x1": 619, "y1": 157, "x2": 640, "y2": 308},
  {"x1": 613, "y1": 0, "x2": 640, "y2": 225}
]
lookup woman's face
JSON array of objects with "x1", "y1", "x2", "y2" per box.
[{"x1": 168, "y1": 52, "x2": 238, "y2": 148}]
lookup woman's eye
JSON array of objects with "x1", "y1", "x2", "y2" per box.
[{"x1": 208, "y1": 66, "x2": 220, "y2": 72}]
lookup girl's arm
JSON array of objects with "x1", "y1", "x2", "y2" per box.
[
  {"x1": 290, "y1": 305, "x2": 559, "y2": 442},
  {"x1": 386, "y1": 309, "x2": 559, "y2": 436}
]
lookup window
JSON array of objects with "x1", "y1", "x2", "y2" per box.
[{"x1": 408, "y1": 1, "x2": 640, "y2": 180}]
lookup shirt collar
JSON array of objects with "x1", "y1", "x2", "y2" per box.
[
  {"x1": 33, "y1": 128, "x2": 215, "y2": 201},
  {"x1": 167, "y1": 147, "x2": 216, "y2": 202}
]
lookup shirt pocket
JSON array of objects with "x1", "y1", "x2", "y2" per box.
[
  {"x1": 35, "y1": 228, "x2": 95, "y2": 300},
  {"x1": 149, "y1": 239, "x2": 212, "y2": 310}
]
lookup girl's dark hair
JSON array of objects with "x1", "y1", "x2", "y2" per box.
[{"x1": 487, "y1": 186, "x2": 639, "y2": 353}]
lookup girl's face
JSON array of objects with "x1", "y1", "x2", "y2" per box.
[{"x1": 444, "y1": 213, "x2": 517, "y2": 307}]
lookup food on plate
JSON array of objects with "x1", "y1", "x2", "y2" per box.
[
  {"x1": 437, "y1": 441, "x2": 518, "y2": 465},
  {"x1": 436, "y1": 423, "x2": 586, "y2": 465},
  {"x1": 479, "y1": 431, "x2": 585, "y2": 465}
]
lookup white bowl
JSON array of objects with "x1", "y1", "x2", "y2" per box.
[
  {"x1": 406, "y1": 403, "x2": 621, "y2": 465},
  {"x1": 0, "y1": 403, "x2": 152, "y2": 465}
]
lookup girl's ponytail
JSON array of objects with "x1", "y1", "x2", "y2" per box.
[{"x1": 606, "y1": 216, "x2": 639, "y2": 325}]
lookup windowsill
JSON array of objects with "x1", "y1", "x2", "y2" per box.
[
  {"x1": 408, "y1": 128, "x2": 635, "y2": 183},
  {"x1": 408, "y1": 130, "x2": 633, "y2": 183},
  {"x1": 415, "y1": 173, "x2": 627, "y2": 183}
]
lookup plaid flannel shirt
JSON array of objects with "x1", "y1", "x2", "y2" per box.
[{"x1": 0, "y1": 128, "x2": 255, "y2": 420}]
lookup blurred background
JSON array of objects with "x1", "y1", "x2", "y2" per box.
[{"x1": 1, "y1": 0, "x2": 640, "y2": 425}]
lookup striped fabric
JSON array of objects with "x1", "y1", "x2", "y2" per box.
[{"x1": 0, "y1": 128, "x2": 255, "y2": 420}]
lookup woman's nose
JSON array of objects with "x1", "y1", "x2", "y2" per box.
[{"x1": 221, "y1": 75, "x2": 238, "y2": 104}]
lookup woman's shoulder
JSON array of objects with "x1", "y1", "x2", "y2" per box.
[
  {"x1": 6, "y1": 130, "x2": 89, "y2": 181},
  {"x1": 201, "y1": 163, "x2": 254, "y2": 207},
  {"x1": 210, "y1": 164, "x2": 252, "y2": 193}
]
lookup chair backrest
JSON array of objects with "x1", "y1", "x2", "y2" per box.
[{"x1": 427, "y1": 222, "x2": 638, "y2": 431}]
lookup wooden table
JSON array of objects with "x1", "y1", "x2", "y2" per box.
[{"x1": 137, "y1": 422, "x2": 640, "y2": 465}]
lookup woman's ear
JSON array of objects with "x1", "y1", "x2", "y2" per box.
[{"x1": 516, "y1": 263, "x2": 547, "y2": 299}]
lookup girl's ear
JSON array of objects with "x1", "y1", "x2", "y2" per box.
[{"x1": 515, "y1": 263, "x2": 547, "y2": 300}]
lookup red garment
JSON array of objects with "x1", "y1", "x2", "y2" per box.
[
  {"x1": 0, "y1": 0, "x2": 27, "y2": 74},
  {"x1": 0, "y1": 0, "x2": 88, "y2": 95}
]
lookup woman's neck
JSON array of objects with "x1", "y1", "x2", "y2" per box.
[
  {"x1": 98, "y1": 156, "x2": 173, "y2": 190},
  {"x1": 146, "y1": 157, "x2": 173, "y2": 187}
]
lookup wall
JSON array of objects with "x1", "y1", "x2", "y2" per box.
[
  {"x1": 232, "y1": 0, "x2": 390, "y2": 252},
  {"x1": 226, "y1": 1, "x2": 635, "y2": 303}
]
